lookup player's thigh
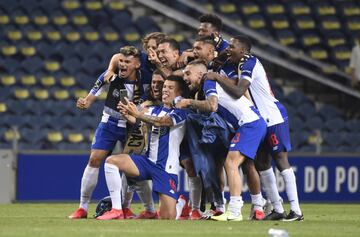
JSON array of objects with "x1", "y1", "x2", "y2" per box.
[
  {"x1": 255, "y1": 144, "x2": 272, "y2": 171},
  {"x1": 89, "y1": 149, "x2": 111, "y2": 167},
  {"x1": 159, "y1": 194, "x2": 176, "y2": 219},
  {"x1": 106, "y1": 154, "x2": 140, "y2": 177},
  {"x1": 180, "y1": 158, "x2": 196, "y2": 177}
]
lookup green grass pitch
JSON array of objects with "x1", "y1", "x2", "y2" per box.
[{"x1": 1, "y1": 203, "x2": 360, "y2": 237}]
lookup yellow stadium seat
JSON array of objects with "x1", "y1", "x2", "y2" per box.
[
  {"x1": 328, "y1": 38, "x2": 346, "y2": 47},
  {"x1": 108, "y1": 1, "x2": 125, "y2": 10},
  {"x1": 40, "y1": 76, "x2": 56, "y2": 87},
  {"x1": 53, "y1": 15, "x2": 68, "y2": 25},
  {"x1": 322, "y1": 65, "x2": 337, "y2": 74},
  {"x1": 60, "y1": 76, "x2": 76, "y2": 87},
  {"x1": 124, "y1": 32, "x2": 140, "y2": 42},
  {"x1": 44, "y1": 60, "x2": 61, "y2": 71},
  {"x1": 47, "y1": 131, "x2": 63, "y2": 143},
  {"x1": 14, "y1": 88, "x2": 30, "y2": 100},
  {"x1": 4, "y1": 129, "x2": 20, "y2": 142},
  {"x1": 248, "y1": 19, "x2": 265, "y2": 29},
  {"x1": 322, "y1": 20, "x2": 340, "y2": 30},
  {"x1": 0, "y1": 102, "x2": 7, "y2": 113},
  {"x1": 89, "y1": 130, "x2": 95, "y2": 142},
  {"x1": 62, "y1": 0, "x2": 80, "y2": 10},
  {"x1": 318, "y1": 6, "x2": 336, "y2": 15},
  {"x1": 279, "y1": 37, "x2": 295, "y2": 46},
  {"x1": 1, "y1": 75, "x2": 16, "y2": 86},
  {"x1": 34, "y1": 89, "x2": 49, "y2": 100},
  {"x1": 14, "y1": 15, "x2": 29, "y2": 25},
  {"x1": 272, "y1": 20, "x2": 289, "y2": 29},
  {"x1": 6, "y1": 30, "x2": 22, "y2": 41},
  {"x1": 344, "y1": 7, "x2": 360, "y2": 16},
  {"x1": 75, "y1": 89, "x2": 88, "y2": 98},
  {"x1": 20, "y1": 45, "x2": 36, "y2": 57},
  {"x1": 68, "y1": 133, "x2": 84, "y2": 143},
  {"x1": 169, "y1": 34, "x2": 184, "y2": 42},
  {"x1": 266, "y1": 4, "x2": 285, "y2": 14},
  {"x1": 46, "y1": 31, "x2": 61, "y2": 41},
  {"x1": 291, "y1": 6, "x2": 311, "y2": 15},
  {"x1": 98, "y1": 91, "x2": 107, "y2": 100},
  {"x1": 0, "y1": 14, "x2": 10, "y2": 25},
  {"x1": 20, "y1": 75, "x2": 36, "y2": 86},
  {"x1": 72, "y1": 15, "x2": 88, "y2": 25},
  {"x1": 335, "y1": 51, "x2": 351, "y2": 61},
  {"x1": 297, "y1": 19, "x2": 315, "y2": 30},
  {"x1": 309, "y1": 49, "x2": 328, "y2": 60},
  {"x1": 54, "y1": 90, "x2": 70, "y2": 100},
  {"x1": 65, "y1": 31, "x2": 81, "y2": 42},
  {"x1": 34, "y1": 15, "x2": 49, "y2": 25},
  {"x1": 348, "y1": 21, "x2": 360, "y2": 31},
  {"x1": 242, "y1": 4, "x2": 260, "y2": 15},
  {"x1": 85, "y1": 1, "x2": 103, "y2": 10},
  {"x1": 1, "y1": 45, "x2": 17, "y2": 56},
  {"x1": 203, "y1": 3, "x2": 213, "y2": 12},
  {"x1": 219, "y1": 3, "x2": 236, "y2": 14},
  {"x1": 26, "y1": 30, "x2": 43, "y2": 41},
  {"x1": 104, "y1": 32, "x2": 119, "y2": 42},
  {"x1": 303, "y1": 36, "x2": 321, "y2": 46},
  {"x1": 84, "y1": 31, "x2": 100, "y2": 41}
]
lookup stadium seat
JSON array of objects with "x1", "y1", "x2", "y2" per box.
[
  {"x1": 1, "y1": 44, "x2": 17, "y2": 57},
  {"x1": 20, "y1": 74, "x2": 37, "y2": 86},
  {"x1": 286, "y1": 90, "x2": 310, "y2": 107},
  {"x1": 0, "y1": 9, "x2": 10, "y2": 25},
  {"x1": 289, "y1": 115, "x2": 305, "y2": 132},
  {"x1": 13, "y1": 88, "x2": 30, "y2": 100},
  {"x1": 51, "y1": 10, "x2": 69, "y2": 26},
  {"x1": 31, "y1": 8, "x2": 49, "y2": 26},
  {"x1": 62, "y1": 0, "x2": 81, "y2": 11},
  {"x1": 19, "y1": 44, "x2": 36, "y2": 57},
  {"x1": 308, "y1": 46, "x2": 329, "y2": 61},
  {"x1": 46, "y1": 131, "x2": 64, "y2": 143},
  {"x1": 304, "y1": 116, "x2": 324, "y2": 131},
  {"x1": 318, "y1": 104, "x2": 343, "y2": 120},
  {"x1": 62, "y1": 57, "x2": 82, "y2": 74},
  {"x1": 276, "y1": 30, "x2": 296, "y2": 47},
  {"x1": 300, "y1": 31, "x2": 322, "y2": 48},
  {"x1": 296, "y1": 102, "x2": 317, "y2": 121},
  {"x1": 323, "y1": 117, "x2": 346, "y2": 132},
  {"x1": 0, "y1": 102, "x2": 7, "y2": 114},
  {"x1": 322, "y1": 131, "x2": 342, "y2": 148},
  {"x1": 288, "y1": 1, "x2": 311, "y2": 16},
  {"x1": 1, "y1": 74, "x2": 16, "y2": 86},
  {"x1": 11, "y1": 9, "x2": 30, "y2": 25}
]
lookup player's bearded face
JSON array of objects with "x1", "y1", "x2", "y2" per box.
[
  {"x1": 118, "y1": 54, "x2": 140, "y2": 78},
  {"x1": 162, "y1": 80, "x2": 179, "y2": 105},
  {"x1": 193, "y1": 42, "x2": 214, "y2": 62},
  {"x1": 151, "y1": 74, "x2": 165, "y2": 100},
  {"x1": 198, "y1": 23, "x2": 215, "y2": 36},
  {"x1": 183, "y1": 65, "x2": 201, "y2": 91}
]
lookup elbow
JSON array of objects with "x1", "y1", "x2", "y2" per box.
[{"x1": 210, "y1": 103, "x2": 218, "y2": 112}]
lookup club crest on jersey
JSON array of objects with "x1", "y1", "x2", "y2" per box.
[
  {"x1": 152, "y1": 126, "x2": 168, "y2": 136},
  {"x1": 112, "y1": 89, "x2": 120, "y2": 98}
]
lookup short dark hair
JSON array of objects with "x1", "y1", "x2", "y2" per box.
[
  {"x1": 158, "y1": 37, "x2": 180, "y2": 52},
  {"x1": 199, "y1": 14, "x2": 223, "y2": 31},
  {"x1": 233, "y1": 35, "x2": 252, "y2": 52},
  {"x1": 195, "y1": 35, "x2": 216, "y2": 47},
  {"x1": 152, "y1": 69, "x2": 165, "y2": 77},
  {"x1": 119, "y1": 45, "x2": 141, "y2": 58},
  {"x1": 166, "y1": 75, "x2": 189, "y2": 98}
]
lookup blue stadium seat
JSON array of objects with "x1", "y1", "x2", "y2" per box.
[
  {"x1": 304, "y1": 116, "x2": 324, "y2": 131},
  {"x1": 286, "y1": 90, "x2": 310, "y2": 107},
  {"x1": 289, "y1": 115, "x2": 305, "y2": 132},
  {"x1": 318, "y1": 104, "x2": 343, "y2": 120},
  {"x1": 296, "y1": 102, "x2": 316, "y2": 121}
]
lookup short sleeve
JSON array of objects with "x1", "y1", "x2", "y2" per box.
[
  {"x1": 90, "y1": 70, "x2": 107, "y2": 96},
  {"x1": 203, "y1": 80, "x2": 218, "y2": 98},
  {"x1": 239, "y1": 57, "x2": 256, "y2": 83},
  {"x1": 169, "y1": 108, "x2": 187, "y2": 126}
]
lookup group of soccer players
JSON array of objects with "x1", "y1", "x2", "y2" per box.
[{"x1": 68, "y1": 13, "x2": 304, "y2": 222}]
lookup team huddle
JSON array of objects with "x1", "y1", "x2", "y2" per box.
[{"x1": 69, "y1": 14, "x2": 304, "y2": 222}]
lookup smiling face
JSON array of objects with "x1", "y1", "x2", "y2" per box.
[
  {"x1": 193, "y1": 41, "x2": 215, "y2": 63},
  {"x1": 161, "y1": 79, "x2": 181, "y2": 106},
  {"x1": 183, "y1": 64, "x2": 206, "y2": 92},
  {"x1": 157, "y1": 42, "x2": 179, "y2": 68},
  {"x1": 117, "y1": 54, "x2": 140, "y2": 79},
  {"x1": 226, "y1": 38, "x2": 246, "y2": 64},
  {"x1": 151, "y1": 73, "x2": 165, "y2": 100}
]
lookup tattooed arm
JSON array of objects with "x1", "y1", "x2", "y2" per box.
[{"x1": 175, "y1": 95, "x2": 218, "y2": 113}]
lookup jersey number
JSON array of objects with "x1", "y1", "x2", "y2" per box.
[
  {"x1": 269, "y1": 133, "x2": 279, "y2": 146},
  {"x1": 232, "y1": 133, "x2": 241, "y2": 143}
]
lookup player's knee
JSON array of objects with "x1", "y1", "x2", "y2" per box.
[
  {"x1": 183, "y1": 160, "x2": 196, "y2": 177},
  {"x1": 105, "y1": 155, "x2": 117, "y2": 165}
]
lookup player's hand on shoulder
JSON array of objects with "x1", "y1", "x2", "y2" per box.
[
  {"x1": 175, "y1": 98, "x2": 191, "y2": 109},
  {"x1": 104, "y1": 71, "x2": 116, "y2": 84},
  {"x1": 205, "y1": 72, "x2": 219, "y2": 81},
  {"x1": 148, "y1": 48, "x2": 161, "y2": 65}
]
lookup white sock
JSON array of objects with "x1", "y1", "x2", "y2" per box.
[
  {"x1": 228, "y1": 196, "x2": 243, "y2": 217},
  {"x1": 222, "y1": 191, "x2": 227, "y2": 205},
  {"x1": 260, "y1": 168, "x2": 284, "y2": 213},
  {"x1": 121, "y1": 176, "x2": 133, "y2": 209},
  {"x1": 281, "y1": 168, "x2": 301, "y2": 215},
  {"x1": 175, "y1": 197, "x2": 186, "y2": 220},
  {"x1": 104, "y1": 163, "x2": 122, "y2": 210},
  {"x1": 188, "y1": 177, "x2": 202, "y2": 210},
  {"x1": 135, "y1": 180, "x2": 155, "y2": 213},
  {"x1": 79, "y1": 165, "x2": 99, "y2": 211},
  {"x1": 250, "y1": 193, "x2": 264, "y2": 211}
]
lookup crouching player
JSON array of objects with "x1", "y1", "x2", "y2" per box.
[{"x1": 96, "y1": 76, "x2": 189, "y2": 220}]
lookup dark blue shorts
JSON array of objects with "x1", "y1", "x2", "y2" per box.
[
  {"x1": 129, "y1": 154, "x2": 178, "y2": 200},
  {"x1": 91, "y1": 121, "x2": 126, "y2": 151},
  {"x1": 264, "y1": 120, "x2": 292, "y2": 154},
  {"x1": 229, "y1": 118, "x2": 267, "y2": 159}
]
